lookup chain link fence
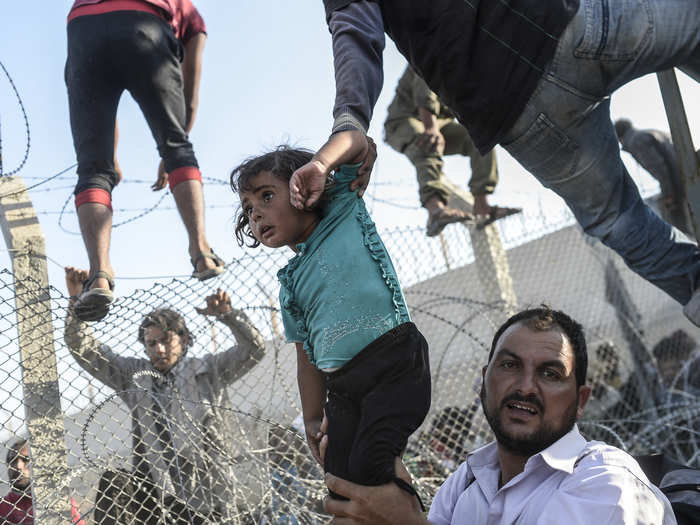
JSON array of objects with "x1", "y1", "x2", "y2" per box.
[{"x1": 1, "y1": 199, "x2": 698, "y2": 524}]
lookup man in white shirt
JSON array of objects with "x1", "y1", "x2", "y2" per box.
[{"x1": 323, "y1": 306, "x2": 677, "y2": 524}]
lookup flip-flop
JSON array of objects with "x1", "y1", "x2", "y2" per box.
[
  {"x1": 191, "y1": 250, "x2": 226, "y2": 281},
  {"x1": 73, "y1": 271, "x2": 115, "y2": 322},
  {"x1": 426, "y1": 211, "x2": 473, "y2": 237},
  {"x1": 475, "y1": 205, "x2": 522, "y2": 230}
]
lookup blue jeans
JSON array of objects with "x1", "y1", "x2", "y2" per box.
[{"x1": 501, "y1": 0, "x2": 700, "y2": 304}]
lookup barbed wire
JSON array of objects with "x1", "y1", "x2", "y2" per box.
[
  {"x1": 56, "y1": 188, "x2": 173, "y2": 235},
  {"x1": 0, "y1": 163, "x2": 77, "y2": 199},
  {"x1": 0, "y1": 59, "x2": 31, "y2": 177}
]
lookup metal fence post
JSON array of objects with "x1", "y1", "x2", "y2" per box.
[
  {"x1": 656, "y1": 69, "x2": 700, "y2": 240},
  {"x1": 0, "y1": 176, "x2": 70, "y2": 524},
  {"x1": 442, "y1": 178, "x2": 518, "y2": 315}
]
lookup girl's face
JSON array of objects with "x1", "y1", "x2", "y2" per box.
[{"x1": 240, "y1": 170, "x2": 319, "y2": 250}]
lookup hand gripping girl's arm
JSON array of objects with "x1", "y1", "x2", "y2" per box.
[
  {"x1": 296, "y1": 342, "x2": 327, "y2": 465},
  {"x1": 290, "y1": 0, "x2": 384, "y2": 210}
]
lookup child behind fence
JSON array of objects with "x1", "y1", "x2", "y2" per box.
[{"x1": 230, "y1": 142, "x2": 431, "y2": 502}]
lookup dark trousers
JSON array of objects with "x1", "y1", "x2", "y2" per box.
[
  {"x1": 66, "y1": 11, "x2": 198, "y2": 196},
  {"x1": 323, "y1": 323, "x2": 431, "y2": 489},
  {"x1": 94, "y1": 470, "x2": 209, "y2": 525}
]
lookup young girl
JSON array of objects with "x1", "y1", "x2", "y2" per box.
[{"x1": 231, "y1": 141, "x2": 431, "y2": 502}]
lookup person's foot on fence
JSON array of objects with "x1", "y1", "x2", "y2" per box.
[
  {"x1": 66, "y1": 266, "x2": 114, "y2": 322},
  {"x1": 425, "y1": 197, "x2": 473, "y2": 237},
  {"x1": 191, "y1": 249, "x2": 226, "y2": 281},
  {"x1": 475, "y1": 205, "x2": 522, "y2": 230},
  {"x1": 472, "y1": 193, "x2": 522, "y2": 229}
]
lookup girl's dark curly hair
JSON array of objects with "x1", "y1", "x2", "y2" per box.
[{"x1": 230, "y1": 146, "x2": 315, "y2": 247}]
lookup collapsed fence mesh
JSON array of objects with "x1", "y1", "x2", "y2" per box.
[{"x1": 0, "y1": 200, "x2": 698, "y2": 524}]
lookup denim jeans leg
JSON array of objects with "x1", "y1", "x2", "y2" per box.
[
  {"x1": 548, "y1": 0, "x2": 700, "y2": 98},
  {"x1": 501, "y1": 0, "x2": 700, "y2": 304},
  {"x1": 503, "y1": 90, "x2": 700, "y2": 305}
]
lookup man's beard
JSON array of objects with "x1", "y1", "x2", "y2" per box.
[
  {"x1": 10, "y1": 474, "x2": 30, "y2": 491},
  {"x1": 480, "y1": 384, "x2": 578, "y2": 457}
]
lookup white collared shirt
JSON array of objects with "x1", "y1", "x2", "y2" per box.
[{"x1": 428, "y1": 425, "x2": 677, "y2": 525}]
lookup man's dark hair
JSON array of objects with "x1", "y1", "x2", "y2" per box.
[
  {"x1": 614, "y1": 118, "x2": 632, "y2": 140},
  {"x1": 230, "y1": 146, "x2": 315, "y2": 248},
  {"x1": 653, "y1": 329, "x2": 697, "y2": 361},
  {"x1": 137, "y1": 308, "x2": 194, "y2": 351},
  {"x1": 488, "y1": 306, "x2": 588, "y2": 387},
  {"x1": 6, "y1": 439, "x2": 27, "y2": 468}
]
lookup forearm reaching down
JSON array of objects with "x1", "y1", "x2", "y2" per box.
[{"x1": 329, "y1": 1, "x2": 385, "y2": 135}]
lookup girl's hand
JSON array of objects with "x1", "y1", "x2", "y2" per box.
[
  {"x1": 304, "y1": 416, "x2": 325, "y2": 466},
  {"x1": 195, "y1": 288, "x2": 232, "y2": 316}
]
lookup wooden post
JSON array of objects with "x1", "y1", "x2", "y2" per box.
[
  {"x1": 656, "y1": 69, "x2": 700, "y2": 240},
  {"x1": 442, "y1": 178, "x2": 518, "y2": 316},
  {"x1": 0, "y1": 176, "x2": 70, "y2": 524}
]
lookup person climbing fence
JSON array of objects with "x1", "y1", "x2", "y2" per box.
[
  {"x1": 384, "y1": 66, "x2": 521, "y2": 236},
  {"x1": 64, "y1": 0, "x2": 225, "y2": 323},
  {"x1": 64, "y1": 267, "x2": 266, "y2": 523}
]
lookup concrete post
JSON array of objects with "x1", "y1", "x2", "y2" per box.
[
  {"x1": 442, "y1": 178, "x2": 518, "y2": 316},
  {"x1": 657, "y1": 69, "x2": 700, "y2": 240},
  {"x1": 0, "y1": 176, "x2": 70, "y2": 524}
]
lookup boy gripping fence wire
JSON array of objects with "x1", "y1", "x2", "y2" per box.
[{"x1": 230, "y1": 140, "x2": 431, "y2": 505}]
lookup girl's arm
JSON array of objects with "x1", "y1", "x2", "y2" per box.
[{"x1": 296, "y1": 342, "x2": 327, "y2": 465}]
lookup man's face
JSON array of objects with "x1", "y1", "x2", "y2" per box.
[
  {"x1": 8, "y1": 444, "x2": 31, "y2": 490},
  {"x1": 657, "y1": 357, "x2": 682, "y2": 387},
  {"x1": 480, "y1": 322, "x2": 591, "y2": 457},
  {"x1": 143, "y1": 326, "x2": 184, "y2": 372}
]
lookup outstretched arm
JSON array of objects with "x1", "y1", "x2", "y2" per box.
[
  {"x1": 289, "y1": 1, "x2": 384, "y2": 209},
  {"x1": 197, "y1": 289, "x2": 266, "y2": 384},
  {"x1": 64, "y1": 267, "x2": 137, "y2": 390}
]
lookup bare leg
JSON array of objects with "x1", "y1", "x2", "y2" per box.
[
  {"x1": 425, "y1": 196, "x2": 471, "y2": 222},
  {"x1": 77, "y1": 203, "x2": 114, "y2": 290},
  {"x1": 472, "y1": 194, "x2": 491, "y2": 219},
  {"x1": 171, "y1": 180, "x2": 216, "y2": 272},
  {"x1": 472, "y1": 193, "x2": 522, "y2": 228}
]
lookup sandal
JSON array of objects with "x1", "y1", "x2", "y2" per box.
[
  {"x1": 475, "y1": 205, "x2": 522, "y2": 230},
  {"x1": 426, "y1": 209, "x2": 473, "y2": 237},
  {"x1": 191, "y1": 250, "x2": 226, "y2": 281},
  {"x1": 73, "y1": 271, "x2": 115, "y2": 322}
]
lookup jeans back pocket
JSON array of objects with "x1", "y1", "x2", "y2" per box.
[
  {"x1": 502, "y1": 113, "x2": 579, "y2": 188},
  {"x1": 574, "y1": 0, "x2": 652, "y2": 61}
]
